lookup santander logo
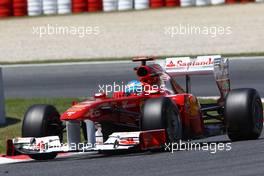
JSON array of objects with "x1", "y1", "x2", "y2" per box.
[
  {"x1": 166, "y1": 60, "x2": 176, "y2": 68},
  {"x1": 166, "y1": 58, "x2": 214, "y2": 68}
]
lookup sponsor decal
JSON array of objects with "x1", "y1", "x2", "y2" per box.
[
  {"x1": 166, "y1": 60, "x2": 176, "y2": 68},
  {"x1": 66, "y1": 111, "x2": 76, "y2": 116},
  {"x1": 166, "y1": 58, "x2": 214, "y2": 68}
]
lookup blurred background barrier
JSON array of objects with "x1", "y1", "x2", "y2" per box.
[
  {"x1": 210, "y1": 0, "x2": 225, "y2": 5},
  {"x1": 180, "y1": 0, "x2": 195, "y2": 6},
  {"x1": 118, "y1": 0, "x2": 133, "y2": 11},
  {"x1": 87, "y1": 0, "x2": 102, "y2": 12},
  {"x1": 150, "y1": 0, "x2": 165, "y2": 8},
  {"x1": 135, "y1": 0, "x2": 149, "y2": 9},
  {"x1": 27, "y1": 0, "x2": 42, "y2": 16},
  {"x1": 225, "y1": 0, "x2": 236, "y2": 3},
  {"x1": 225, "y1": 0, "x2": 254, "y2": 3},
  {"x1": 72, "y1": 0, "x2": 86, "y2": 13},
  {"x1": 0, "y1": 0, "x2": 12, "y2": 17},
  {"x1": 240, "y1": 0, "x2": 254, "y2": 2},
  {"x1": 43, "y1": 0, "x2": 57, "y2": 15},
  {"x1": 13, "y1": 0, "x2": 27, "y2": 16},
  {"x1": 165, "y1": 0, "x2": 180, "y2": 6},
  {"x1": 0, "y1": 68, "x2": 5, "y2": 125},
  {"x1": 103, "y1": 0, "x2": 117, "y2": 11},
  {"x1": 195, "y1": 0, "x2": 210, "y2": 6},
  {"x1": 58, "y1": 0, "x2": 72, "y2": 14},
  {"x1": 0, "y1": 0, "x2": 263, "y2": 18}
]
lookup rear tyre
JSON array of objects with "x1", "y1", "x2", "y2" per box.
[
  {"x1": 225, "y1": 88, "x2": 263, "y2": 141},
  {"x1": 22, "y1": 105, "x2": 63, "y2": 160},
  {"x1": 141, "y1": 97, "x2": 182, "y2": 142}
]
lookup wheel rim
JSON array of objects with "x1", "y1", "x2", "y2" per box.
[
  {"x1": 165, "y1": 105, "x2": 181, "y2": 142},
  {"x1": 46, "y1": 111, "x2": 63, "y2": 139}
]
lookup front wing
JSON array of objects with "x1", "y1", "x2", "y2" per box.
[{"x1": 11, "y1": 129, "x2": 166, "y2": 155}]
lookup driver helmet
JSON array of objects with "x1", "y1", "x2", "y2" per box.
[{"x1": 125, "y1": 80, "x2": 143, "y2": 95}]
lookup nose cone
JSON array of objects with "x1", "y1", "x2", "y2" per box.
[{"x1": 60, "y1": 103, "x2": 90, "y2": 121}]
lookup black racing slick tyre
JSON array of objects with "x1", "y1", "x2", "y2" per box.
[
  {"x1": 22, "y1": 105, "x2": 63, "y2": 160},
  {"x1": 141, "y1": 97, "x2": 182, "y2": 142},
  {"x1": 225, "y1": 88, "x2": 263, "y2": 141}
]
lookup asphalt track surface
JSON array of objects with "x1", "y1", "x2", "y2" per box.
[
  {"x1": 1, "y1": 58, "x2": 264, "y2": 176},
  {"x1": 2, "y1": 58, "x2": 264, "y2": 99}
]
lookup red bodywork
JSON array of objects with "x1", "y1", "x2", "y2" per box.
[{"x1": 60, "y1": 60, "x2": 205, "y2": 138}]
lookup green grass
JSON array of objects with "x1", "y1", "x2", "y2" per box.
[{"x1": 1, "y1": 52, "x2": 264, "y2": 65}]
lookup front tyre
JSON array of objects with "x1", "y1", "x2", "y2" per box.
[
  {"x1": 225, "y1": 88, "x2": 263, "y2": 141},
  {"x1": 22, "y1": 105, "x2": 63, "y2": 160}
]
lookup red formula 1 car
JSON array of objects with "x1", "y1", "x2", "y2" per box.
[{"x1": 11, "y1": 55, "x2": 263, "y2": 160}]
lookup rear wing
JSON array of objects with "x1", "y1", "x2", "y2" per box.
[
  {"x1": 158, "y1": 55, "x2": 226, "y2": 76},
  {"x1": 157, "y1": 55, "x2": 230, "y2": 99}
]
